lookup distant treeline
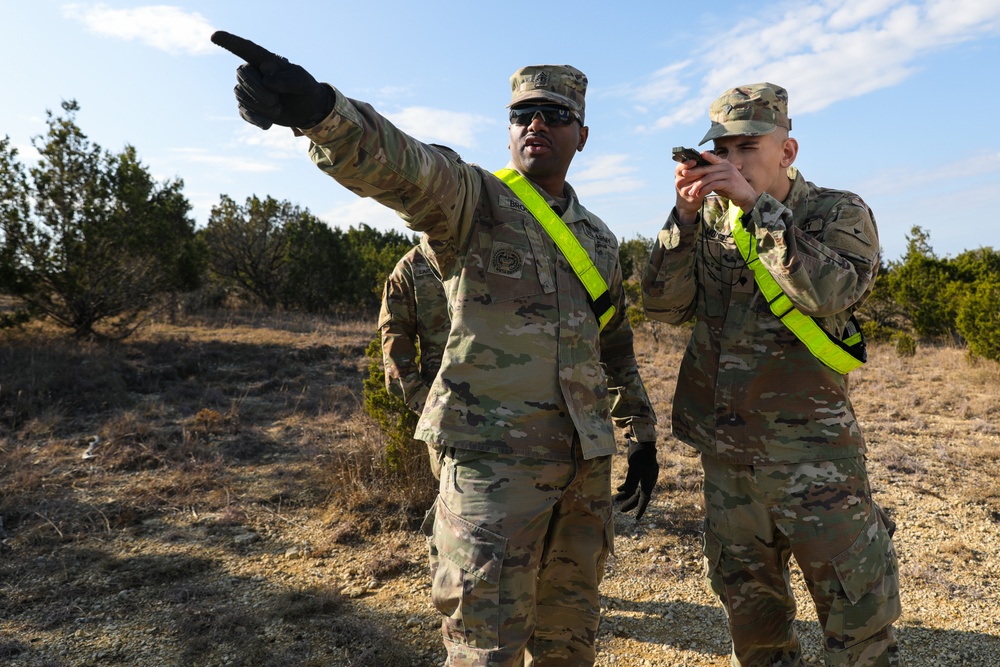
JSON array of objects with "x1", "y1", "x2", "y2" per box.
[
  {"x1": 2, "y1": 101, "x2": 998, "y2": 362},
  {"x1": 0, "y1": 101, "x2": 414, "y2": 339}
]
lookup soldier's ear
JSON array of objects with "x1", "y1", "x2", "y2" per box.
[
  {"x1": 577, "y1": 125, "x2": 589, "y2": 152},
  {"x1": 780, "y1": 137, "x2": 798, "y2": 168}
]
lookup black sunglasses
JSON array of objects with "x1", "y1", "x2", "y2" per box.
[{"x1": 508, "y1": 104, "x2": 580, "y2": 127}]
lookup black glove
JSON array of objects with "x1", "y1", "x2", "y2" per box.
[
  {"x1": 211, "y1": 31, "x2": 334, "y2": 130},
  {"x1": 613, "y1": 439, "x2": 658, "y2": 520}
]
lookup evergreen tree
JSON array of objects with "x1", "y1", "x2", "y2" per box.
[{"x1": 0, "y1": 101, "x2": 203, "y2": 338}]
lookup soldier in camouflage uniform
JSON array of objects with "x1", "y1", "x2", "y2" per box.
[
  {"x1": 642, "y1": 83, "x2": 901, "y2": 666},
  {"x1": 379, "y1": 236, "x2": 450, "y2": 478},
  {"x1": 218, "y1": 32, "x2": 658, "y2": 666}
]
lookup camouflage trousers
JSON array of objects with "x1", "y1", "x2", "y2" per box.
[
  {"x1": 700, "y1": 455, "x2": 902, "y2": 667},
  {"x1": 420, "y1": 445, "x2": 613, "y2": 666}
]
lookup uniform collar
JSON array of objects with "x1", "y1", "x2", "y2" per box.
[
  {"x1": 782, "y1": 166, "x2": 810, "y2": 229},
  {"x1": 505, "y1": 164, "x2": 586, "y2": 223}
]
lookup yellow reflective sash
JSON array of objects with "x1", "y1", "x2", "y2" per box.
[
  {"x1": 728, "y1": 203, "x2": 866, "y2": 374},
  {"x1": 494, "y1": 168, "x2": 615, "y2": 330}
]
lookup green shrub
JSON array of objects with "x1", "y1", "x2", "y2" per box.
[
  {"x1": 361, "y1": 337, "x2": 419, "y2": 473},
  {"x1": 860, "y1": 319, "x2": 895, "y2": 343},
  {"x1": 623, "y1": 280, "x2": 648, "y2": 330},
  {"x1": 956, "y1": 278, "x2": 1000, "y2": 362},
  {"x1": 893, "y1": 332, "x2": 916, "y2": 358},
  {"x1": 0, "y1": 101, "x2": 204, "y2": 339}
]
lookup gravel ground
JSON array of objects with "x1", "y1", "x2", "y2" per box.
[{"x1": 3, "y1": 329, "x2": 999, "y2": 666}]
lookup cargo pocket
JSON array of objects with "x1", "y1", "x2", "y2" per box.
[
  {"x1": 701, "y1": 522, "x2": 727, "y2": 605},
  {"x1": 596, "y1": 514, "x2": 615, "y2": 585},
  {"x1": 424, "y1": 496, "x2": 508, "y2": 650},
  {"x1": 828, "y1": 505, "x2": 901, "y2": 646},
  {"x1": 831, "y1": 509, "x2": 889, "y2": 606}
]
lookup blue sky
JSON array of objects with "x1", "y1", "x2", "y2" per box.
[{"x1": 4, "y1": 1, "x2": 1000, "y2": 261}]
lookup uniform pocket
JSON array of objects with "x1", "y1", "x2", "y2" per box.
[
  {"x1": 596, "y1": 514, "x2": 615, "y2": 584},
  {"x1": 827, "y1": 505, "x2": 901, "y2": 648},
  {"x1": 425, "y1": 496, "x2": 509, "y2": 649},
  {"x1": 483, "y1": 223, "x2": 545, "y2": 304},
  {"x1": 701, "y1": 521, "x2": 726, "y2": 600},
  {"x1": 831, "y1": 509, "x2": 890, "y2": 605}
]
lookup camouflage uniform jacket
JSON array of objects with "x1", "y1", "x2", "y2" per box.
[
  {"x1": 642, "y1": 167, "x2": 879, "y2": 465},
  {"x1": 302, "y1": 91, "x2": 656, "y2": 461},
  {"x1": 378, "y1": 238, "x2": 450, "y2": 414}
]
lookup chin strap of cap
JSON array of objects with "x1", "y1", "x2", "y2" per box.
[
  {"x1": 494, "y1": 168, "x2": 615, "y2": 330},
  {"x1": 729, "y1": 202, "x2": 866, "y2": 374}
]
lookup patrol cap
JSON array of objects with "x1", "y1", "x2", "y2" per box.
[
  {"x1": 699, "y1": 82, "x2": 791, "y2": 146},
  {"x1": 508, "y1": 64, "x2": 587, "y2": 123}
]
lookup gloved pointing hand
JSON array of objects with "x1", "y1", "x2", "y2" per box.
[
  {"x1": 613, "y1": 439, "x2": 659, "y2": 520},
  {"x1": 211, "y1": 30, "x2": 334, "y2": 130}
]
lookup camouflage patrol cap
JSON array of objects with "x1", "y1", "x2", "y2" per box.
[
  {"x1": 508, "y1": 64, "x2": 587, "y2": 123},
  {"x1": 699, "y1": 82, "x2": 792, "y2": 146}
]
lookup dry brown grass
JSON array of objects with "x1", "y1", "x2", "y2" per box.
[
  {"x1": 1, "y1": 313, "x2": 998, "y2": 665},
  {"x1": 0, "y1": 311, "x2": 431, "y2": 666}
]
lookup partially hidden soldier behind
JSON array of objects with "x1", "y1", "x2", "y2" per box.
[
  {"x1": 642, "y1": 83, "x2": 902, "y2": 666},
  {"x1": 378, "y1": 234, "x2": 450, "y2": 479},
  {"x1": 213, "y1": 31, "x2": 659, "y2": 666}
]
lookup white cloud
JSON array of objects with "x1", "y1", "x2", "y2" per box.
[
  {"x1": 827, "y1": 0, "x2": 903, "y2": 30},
  {"x1": 62, "y1": 3, "x2": 216, "y2": 55},
  {"x1": 859, "y1": 148, "x2": 1000, "y2": 258},
  {"x1": 570, "y1": 154, "x2": 646, "y2": 197},
  {"x1": 168, "y1": 148, "x2": 280, "y2": 173},
  {"x1": 320, "y1": 196, "x2": 409, "y2": 233},
  {"x1": 859, "y1": 150, "x2": 1000, "y2": 197},
  {"x1": 383, "y1": 107, "x2": 494, "y2": 149},
  {"x1": 636, "y1": 0, "x2": 1000, "y2": 129},
  {"x1": 234, "y1": 125, "x2": 312, "y2": 159}
]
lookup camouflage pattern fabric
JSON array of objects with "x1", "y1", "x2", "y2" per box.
[
  {"x1": 420, "y1": 446, "x2": 612, "y2": 666},
  {"x1": 302, "y1": 92, "x2": 656, "y2": 462},
  {"x1": 700, "y1": 82, "x2": 791, "y2": 145},
  {"x1": 642, "y1": 164, "x2": 899, "y2": 664},
  {"x1": 701, "y1": 455, "x2": 901, "y2": 666},
  {"x1": 378, "y1": 238, "x2": 450, "y2": 478},
  {"x1": 299, "y1": 82, "x2": 655, "y2": 666},
  {"x1": 642, "y1": 167, "x2": 879, "y2": 465},
  {"x1": 508, "y1": 64, "x2": 588, "y2": 122},
  {"x1": 379, "y1": 238, "x2": 450, "y2": 414}
]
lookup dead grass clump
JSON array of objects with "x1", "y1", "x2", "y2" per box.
[
  {"x1": 899, "y1": 563, "x2": 953, "y2": 595},
  {"x1": 364, "y1": 540, "x2": 414, "y2": 580},
  {"x1": 318, "y1": 413, "x2": 437, "y2": 531},
  {"x1": 129, "y1": 457, "x2": 230, "y2": 507},
  {"x1": 172, "y1": 600, "x2": 265, "y2": 664},
  {"x1": 0, "y1": 639, "x2": 28, "y2": 659},
  {"x1": 100, "y1": 552, "x2": 215, "y2": 590},
  {"x1": 271, "y1": 587, "x2": 344, "y2": 620},
  {"x1": 877, "y1": 447, "x2": 929, "y2": 476},
  {"x1": 0, "y1": 327, "x2": 134, "y2": 435}
]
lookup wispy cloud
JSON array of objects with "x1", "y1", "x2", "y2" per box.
[
  {"x1": 320, "y1": 196, "x2": 409, "y2": 233},
  {"x1": 62, "y1": 3, "x2": 216, "y2": 55},
  {"x1": 233, "y1": 125, "x2": 312, "y2": 158},
  {"x1": 860, "y1": 149, "x2": 1000, "y2": 197},
  {"x1": 631, "y1": 0, "x2": 1000, "y2": 131},
  {"x1": 383, "y1": 107, "x2": 494, "y2": 149},
  {"x1": 571, "y1": 154, "x2": 646, "y2": 196},
  {"x1": 168, "y1": 148, "x2": 280, "y2": 173}
]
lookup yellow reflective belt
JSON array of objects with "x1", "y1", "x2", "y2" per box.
[
  {"x1": 494, "y1": 168, "x2": 615, "y2": 330},
  {"x1": 728, "y1": 203, "x2": 865, "y2": 374}
]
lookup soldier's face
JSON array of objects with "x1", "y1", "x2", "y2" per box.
[
  {"x1": 508, "y1": 107, "x2": 588, "y2": 184},
  {"x1": 712, "y1": 131, "x2": 797, "y2": 200}
]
